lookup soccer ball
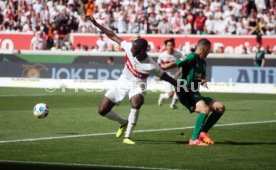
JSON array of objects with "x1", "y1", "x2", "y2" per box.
[{"x1": 33, "y1": 103, "x2": 49, "y2": 119}]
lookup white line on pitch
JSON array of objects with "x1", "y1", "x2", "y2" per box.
[
  {"x1": 0, "y1": 120, "x2": 275, "y2": 144},
  {"x1": 0, "y1": 160, "x2": 186, "y2": 170},
  {"x1": 0, "y1": 93, "x2": 70, "y2": 97}
]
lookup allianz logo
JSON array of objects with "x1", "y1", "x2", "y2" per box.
[{"x1": 237, "y1": 69, "x2": 275, "y2": 83}]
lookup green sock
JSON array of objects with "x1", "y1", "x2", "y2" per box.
[
  {"x1": 201, "y1": 111, "x2": 222, "y2": 132},
  {"x1": 191, "y1": 113, "x2": 207, "y2": 140}
]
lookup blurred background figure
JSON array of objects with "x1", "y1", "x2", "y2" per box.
[
  {"x1": 96, "y1": 34, "x2": 108, "y2": 51},
  {"x1": 253, "y1": 44, "x2": 265, "y2": 67},
  {"x1": 30, "y1": 31, "x2": 46, "y2": 50},
  {"x1": 106, "y1": 57, "x2": 115, "y2": 65},
  {"x1": 157, "y1": 38, "x2": 182, "y2": 109}
]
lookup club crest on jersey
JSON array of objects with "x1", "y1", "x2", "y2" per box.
[{"x1": 180, "y1": 56, "x2": 186, "y2": 61}]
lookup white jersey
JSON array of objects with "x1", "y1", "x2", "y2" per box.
[
  {"x1": 31, "y1": 37, "x2": 45, "y2": 50},
  {"x1": 158, "y1": 50, "x2": 182, "y2": 77},
  {"x1": 120, "y1": 41, "x2": 164, "y2": 83}
]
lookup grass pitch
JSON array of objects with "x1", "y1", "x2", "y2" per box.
[{"x1": 0, "y1": 87, "x2": 276, "y2": 170}]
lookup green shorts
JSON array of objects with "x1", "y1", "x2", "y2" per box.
[{"x1": 177, "y1": 91, "x2": 214, "y2": 113}]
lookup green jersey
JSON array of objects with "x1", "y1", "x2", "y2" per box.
[
  {"x1": 254, "y1": 51, "x2": 265, "y2": 67},
  {"x1": 175, "y1": 52, "x2": 206, "y2": 91}
]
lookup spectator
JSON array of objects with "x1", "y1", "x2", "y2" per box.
[
  {"x1": 78, "y1": 15, "x2": 87, "y2": 33},
  {"x1": 0, "y1": 0, "x2": 275, "y2": 51},
  {"x1": 51, "y1": 42, "x2": 61, "y2": 51},
  {"x1": 148, "y1": 13, "x2": 159, "y2": 34},
  {"x1": 185, "y1": 9, "x2": 195, "y2": 33},
  {"x1": 247, "y1": 9, "x2": 259, "y2": 34},
  {"x1": 96, "y1": 34, "x2": 108, "y2": 51},
  {"x1": 90, "y1": 45, "x2": 98, "y2": 52},
  {"x1": 264, "y1": 45, "x2": 272, "y2": 54},
  {"x1": 84, "y1": 0, "x2": 95, "y2": 16},
  {"x1": 75, "y1": 43, "x2": 82, "y2": 51},
  {"x1": 170, "y1": 12, "x2": 181, "y2": 34},
  {"x1": 194, "y1": 11, "x2": 206, "y2": 34},
  {"x1": 106, "y1": 57, "x2": 115, "y2": 65},
  {"x1": 204, "y1": 15, "x2": 215, "y2": 34},
  {"x1": 117, "y1": 11, "x2": 128, "y2": 33},
  {"x1": 236, "y1": 21, "x2": 247, "y2": 35},
  {"x1": 158, "y1": 18, "x2": 170, "y2": 34},
  {"x1": 46, "y1": 31, "x2": 54, "y2": 49},
  {"x1": 33, "y1": 0, "x2": 43, "y2": 14},
  {"x1": 180, "y1": 17, "x2": 192, "y2": 35},
  {"x1": 30, "y1": 31, "x2": 46, "y2": 50}
]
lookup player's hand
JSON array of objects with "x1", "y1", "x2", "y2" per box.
[
  {"x1": 200, "y1": 79, "x2": 207, "y2": 85},
  {"x1": 200, "y1": 79, "x2": 208, "y2": 88},
  {"x1": 85, "y1": 15, "x2": 97, "y2": 25},
  {"x1": 175, "y1": 69, "x2": 181, "y2": 78},
  {"x1": 160, "y1": 61, "x2": 174, "y2": 70}
]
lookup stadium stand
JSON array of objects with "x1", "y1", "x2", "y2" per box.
[{"x1": 0, "y1": 0, "x2": 275, "y2": 51}]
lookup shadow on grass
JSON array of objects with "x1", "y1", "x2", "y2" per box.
[
  {"x1": 135, "y1": 139, "x2": 187, "y2": 144},
  {"x1": 135, "y1": 139, "x2": 276, "y2": 145},
  {"x1": 216, "y1": 141, "x2": 276, "y2": 145},
  {"x1": 0, "y1": 161, "x2": 140, "y2": 170}
]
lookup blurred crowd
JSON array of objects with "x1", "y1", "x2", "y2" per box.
[{"x1": 0, "y1": 0, "x2": 275, "y2": 52}]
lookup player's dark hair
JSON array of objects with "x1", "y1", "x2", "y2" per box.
[
  {"x1": 164, "y1": 38, "x2": 175, "y2": 45},
  {"x1": 133, "y1": 38, "x2": 148, "y2": 51},
  {"x1": 197, "y1": 38, "x2": 211, "y2": 48}
]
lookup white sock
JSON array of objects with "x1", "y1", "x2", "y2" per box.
[
  {"x1": 171, "y1": 93, "x2": 179, "y2": 105},
  {"x1": 161, "y1": 93, "x2": 170, "y2": 99},
  {"x1": 124, "y1": 108, "x2": 139, "y2": 138},
  {"x1": 104, "y1": 110, "x2": 127, "y2": 125}
]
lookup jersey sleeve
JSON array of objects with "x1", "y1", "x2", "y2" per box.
[
  {"x1": 176, "y1": 51, "x2": 183, "y2": 59},
  {"x1": 262, "y1": 51, "x2": 265, "y2": 59},
  {"x1": 157, "y1": 54, "x2": 162, "y2": 64},
  {"x1": 149, "y1": 63, "x2": 165, "y2": 78},
  {"x1": 120, "y1": 41, "x2": 132, "y2": 51},
  {"x1": 175, "y1": 53, "x2": 196, "y2": 67}
]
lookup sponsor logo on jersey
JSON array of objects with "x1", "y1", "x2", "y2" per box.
[{"x1": 180, "y1": 55, "x2": 186, "y2": 61}]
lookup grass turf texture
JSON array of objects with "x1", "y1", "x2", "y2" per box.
[{"x1": 0, "y1": 87, "x2": 275, "y2": 170}]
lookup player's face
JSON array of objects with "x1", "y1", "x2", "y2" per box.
[
  {"x1": 131, "y1": 43, "x2": 141, "y2": 57},
  {"x1": 131, "y1": 42, "x2": 147, "y2": 61},
  {"x1": 201, "y1": 46, "x2": 211, "y2": 59},
  {"x1": 166, "y1": 42, "x2": 175, "y2": 53}
]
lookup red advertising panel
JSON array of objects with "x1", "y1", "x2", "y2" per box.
[
  {"x1": 0, "y1": 33, "x2": 34, "y2": 50},
  {"x1": 72, "y1": 34, "x2": 276, "y2": 53}
]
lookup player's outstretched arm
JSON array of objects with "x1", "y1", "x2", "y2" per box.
[
  {"x1": 261, "y1": 58, "x2": 265, "y2": 67},
  {"x1": 160, "y1": 61, "x2": 177, "y2": 70},
  {"x1": 160, "y1": 72, "x2": 177, "y2": 87},
  {"x1": 86, "y1": 15, "x2": 123, "y2": 44}
]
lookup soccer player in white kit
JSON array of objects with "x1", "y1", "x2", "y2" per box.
[
  {"x1": 157, "y1": 38, "x2": 182, "y2": 109},
  {"x1": 86, "y1": 16, "x2": 178, "y2": 144}
]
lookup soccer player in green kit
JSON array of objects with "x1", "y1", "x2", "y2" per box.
[{"x1": 161, "y1": 38, "x2": 226, "y2": 146}]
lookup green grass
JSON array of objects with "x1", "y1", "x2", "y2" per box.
[{"x1": 0, "y1": 87, "x2": 276, "y2": 170}]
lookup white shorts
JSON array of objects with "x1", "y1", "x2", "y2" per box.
[
  {"x1": 105, "y1": 76, "x2": 146, "y2": 104},
  {"x1": 161, "y1": 80, "x2": 175, "y2": 93}
]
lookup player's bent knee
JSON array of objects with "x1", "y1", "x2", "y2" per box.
[
  {"x1": 131, "y1": 101, "x2": 144, "y2": 109},
  {"x1": 98, "y1": 108, "x2": 108, "y2": 116},
  {"x1": 168, "y1": 92, "x2": 174, "y2": 98},
  {"x1": 132, "y1": 104, "x2": 143, "y2": 109},
  {"x1": 220, "y1": 104, "x2": 226, "y2": 114},
  {"x1": 204, "y1": 107, "x2": 210, "y2": 114},
  {"x1": 195, "y1": 106, "x2": 210, "y2": 114}
]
